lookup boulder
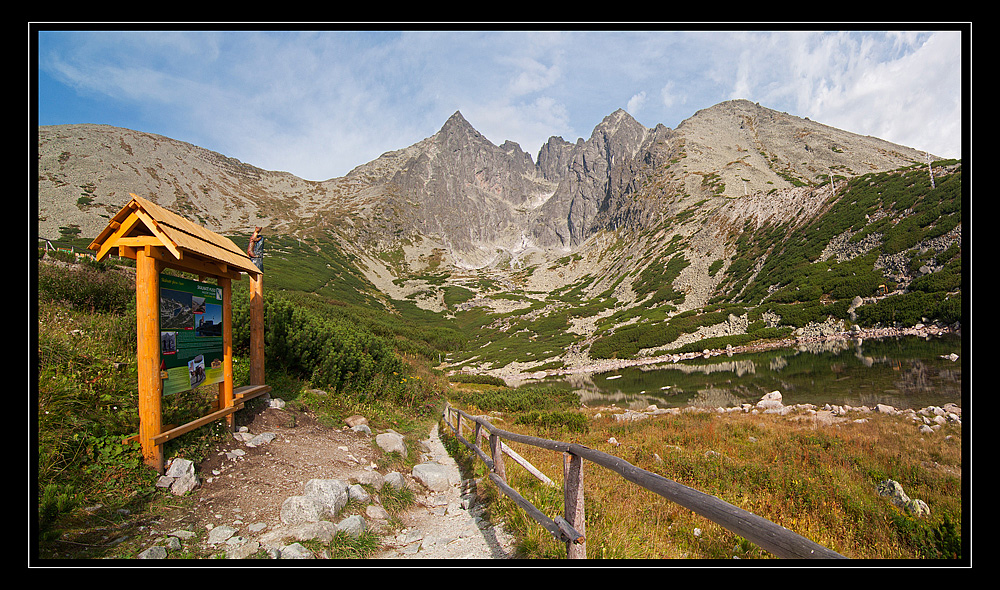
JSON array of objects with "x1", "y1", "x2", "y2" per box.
[
  {"x1": 279, "y1": 495, "x2": 326, "y2": 525},
  {"x1": 412, "y1": 462, "x2": 455, "y2": 492},
  {"x1": 303, "y1": 478, "x2": 349, "y2": 516},
  {"x1": 756, "y1": 391, "x2": 784, "y2": 412}
]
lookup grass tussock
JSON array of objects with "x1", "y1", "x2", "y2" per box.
[{"x1": 443, "y1": 390, "x2": 962, "y2": 561}]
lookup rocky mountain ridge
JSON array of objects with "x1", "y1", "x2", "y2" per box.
[
  {"x1": 38, "y1": 100, "x2": 934, "y2": 260},
  {"x1": 36, "y1": 100, "x2": 955, "y2": 335}
]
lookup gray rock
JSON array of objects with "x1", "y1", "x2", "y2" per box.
[
  {"x1": 279, "y1": 495, "x2": 326, "y2": 525},
  {"x1": 303, "y1": 478, "x2": 349, "y2": 516},
  {"x1": 348, "y1": 483, "x2": 371, "y2": 503},
  {"x1": 207, "y1": 524, "x2": 238, "y2": 544},
  {"x1": 345, "y1": 415, "x2": 368, "y2": 427},
  {"x1": 412, "y1": 462, "x2": 455, "y2": 492},
  {"x1": 365, "y1": 504, "x2": 390, "y2": 521},
  {"x1": 384, "y1": 471, "x2": 407, "y2": 490},
  {"x1": 877, "y1": 479, "x2": 930, "y2": 517},
  {"x1": 226, "y1": 540, "x2": 261, "y2": 559},
  {"x1": 246, "y1": 432, "x2": 277, "y2": 447},
  {"x1": 376, "y1": 432, "x2": 407, "y2": 458},
  {"x1": 906, "y1": 498, "x2": 931, "y2": 517},
  {"x1": 275, "y1": 521, "x2": 340, "y2": 544},
  {"x1": 278, "y1": 542, "x2": 314, "y2": 559},
  {"x1": 354, "y1": 470, "x2": 385, "y2": 490},
  {"x1": 170, "y1": 470, "x2": 200, "y2": 495},
  {"x1": 138, "y1": 545, "x2": 167, "y2": 559},
  {"x1": 756, "y1": 391, "x2": 784, "y2": 412},
  {"x1": 336, "y1": 514, "x2": 368, "y2": 538},
  {"x1": 165, "y1": 457, "x2": 194, "y2": 478}
]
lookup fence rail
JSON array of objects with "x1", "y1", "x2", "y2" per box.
[{"x1": 443, "y1": 402, "x2": 847, "y2": 560}]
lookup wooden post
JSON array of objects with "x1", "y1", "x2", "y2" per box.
[
  {"x1": 136, "y1": 247, "x2": 163, "y2": 473},
  {"x1": 491, "y1": 433, "x2": 507, "y2": 483},
  {"x1": 249, "y1": 272, "x2": 265, "y2": 386},
  {"x1": 218, "y1": 276, "x2": 234, "y2": 430},
  {"x1": 564, "y1": 452, "x2": 586, "y2": 559}
]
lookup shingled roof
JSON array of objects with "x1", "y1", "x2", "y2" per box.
[{"x1": 88, "y1": 193, "x2": 260, "y2": 279}]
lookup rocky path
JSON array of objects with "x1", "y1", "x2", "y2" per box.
[{"x1": 375, "y1": 422, "x2": 518, "y2": 559}]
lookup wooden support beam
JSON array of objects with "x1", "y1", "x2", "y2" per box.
[
  {"x1": 249, "y1": 272, "x2": 265, "y2": 385},
  {"x1": 219, "y1": 276, "x2": 234, "y2": 431},
  {"x1": 136, "y1": 247, "x2": 163, "y2": 474},
  {"x1": 152, "y1": 404, "x2": 241, "y2": 446}
]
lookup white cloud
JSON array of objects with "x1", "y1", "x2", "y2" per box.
[
  {"x1": 37, "y1": 29, "x2": 965, "y2": 179},
  {"x1": 626, "y1": 92, "x2": 647, "y2": 117}
]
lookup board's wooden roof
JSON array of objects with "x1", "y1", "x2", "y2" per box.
[{"x1": 89, "y1": 194, "x2": 260, "y2": 278}]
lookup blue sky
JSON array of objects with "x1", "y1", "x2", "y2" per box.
[{"x1": 34, "y1": 27, "x2": 967, "y2": 182}]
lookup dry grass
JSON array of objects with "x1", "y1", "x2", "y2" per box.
[{"x1": 447, "y1": 403, "x2": 963, "y2": 561}]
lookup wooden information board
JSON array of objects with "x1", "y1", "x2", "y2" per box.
[{"x1": 89, "y1": 194, "x2": 268, "y2": 473}]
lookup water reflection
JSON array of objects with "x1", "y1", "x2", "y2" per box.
[{"x1": 550, "y1": 335, "x2": 963, "y2": 411}]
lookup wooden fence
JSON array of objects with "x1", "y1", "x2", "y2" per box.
[{"x1": 442, "y1": 402, "x2": 847, "y2": 560}]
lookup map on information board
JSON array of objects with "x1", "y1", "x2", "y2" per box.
[{"x1": 159, "y1": 273, "x2": 225, "y2": 395}]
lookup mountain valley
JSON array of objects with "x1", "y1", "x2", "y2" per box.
[{"x1": 36, "y1": 99, "x2": 964, "y2": 377}]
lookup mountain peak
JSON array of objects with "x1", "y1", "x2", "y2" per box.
[
  {"x1": 592, "y1": 108, "x2": 644, "y2": 139},
  {"x1": 440, "y1": 110, "x2": 472, "y2": 132}
]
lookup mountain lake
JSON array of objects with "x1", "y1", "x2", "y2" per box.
[{"x1": 550, "y1": 334, "x2": 964, "y2": 411}]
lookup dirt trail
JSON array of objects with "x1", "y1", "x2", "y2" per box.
[{"x1": 153, "y1": 404, "x2": 517, "y2": 560}]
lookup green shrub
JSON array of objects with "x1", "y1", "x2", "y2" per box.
[
  {"x1": 235, "y1": 294, "x2": 403, "y2": 392},
  {"x1": 515, "y1": 410, "x2": 589, "y2": 433},
  {"x1": 448, "y1": 374, "x2": 507, "y2": 387},
  {"x1": 37, "y1": 261, "x2": 133, "y2": 313},
  {"x1": 854, "y1": 291, "x2": 955, "y2": 327},
  {"x1": 454, "y1": 385, "x2": 580, "y2": 413}
]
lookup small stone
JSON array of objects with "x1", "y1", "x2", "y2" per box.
[
  {"x1": 138, "y1": 546, "x2": 167, "y2": 559},
  {"x1": 336, "y1": 514, "x2": 368, "y2": 538},
  {"x1": 279, "y1": 542, "x2": 313, "y2": 559},
  {"x1": 207, "y1": 525, "x2": 237, "y2": 544},
  {"x1": 345, "y1": 415, "x2": 368, "y2": 427},
  {"x1": 385, "y1": 471, "x2": 407, "y2": 490}
]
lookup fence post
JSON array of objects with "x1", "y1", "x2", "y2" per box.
[
  {"x1": 490, "y1": 433, "x2": 507, "y2": 483},
  {"x1": 564, "y1": 452, "x2": 586, "y2": 559}
]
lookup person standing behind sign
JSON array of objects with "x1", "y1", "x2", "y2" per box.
[{"x1": 247, "y1": 226, "x2": 264, "y2": 272}]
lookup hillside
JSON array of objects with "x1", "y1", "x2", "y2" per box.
[{"x1": 35, "y1": 100, "x2": 963, "y2": 376}]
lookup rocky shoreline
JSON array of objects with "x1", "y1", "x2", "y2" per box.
[{"x1": 496, "y1": 323, "x2": 960, "y2": 384}]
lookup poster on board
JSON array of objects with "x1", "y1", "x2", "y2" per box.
[{"x1": 159, "y1": 273, "x2": 225, "y2": 395}]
